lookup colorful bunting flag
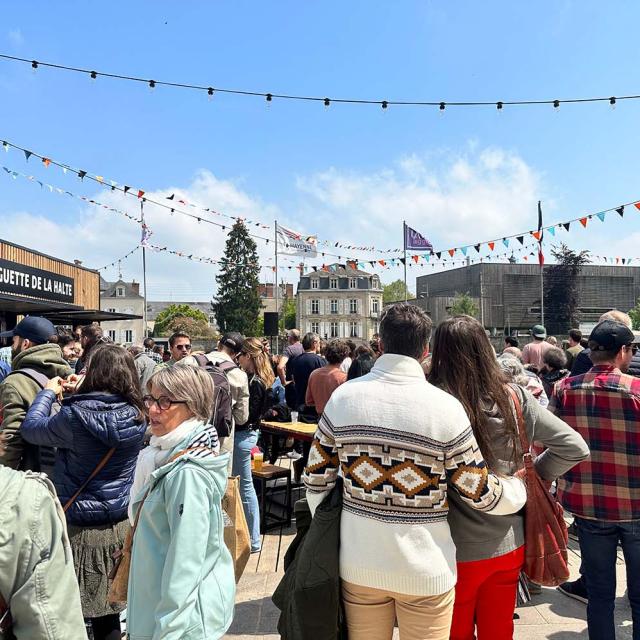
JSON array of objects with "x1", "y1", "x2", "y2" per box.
[
  {"x1": 596, "y1": 212, "x2": 606, "y2": 222},
  {"x1": 579, "y1": 217, "x2": 588, "y2": 228},
  {"x1": 488, "y1": 242, "x2": 495, "y2": 251},
  {"x1": 617, "y1": 206, "x2": 625, "y2": 217}
]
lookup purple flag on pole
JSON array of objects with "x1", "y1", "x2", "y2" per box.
[{"x1": 404, "y1": 224, "x2": 433, "y2": 251}]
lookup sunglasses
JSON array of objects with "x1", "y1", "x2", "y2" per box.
[
  {"x1": 143, "y1": 395, "x2": 188, "y2": 411},
  {"x1": 175, "y1": 344, "x2": 192, "y2": 351}
]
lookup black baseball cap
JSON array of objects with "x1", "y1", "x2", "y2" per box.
[
  {"x1": 219, "y1": 332, "x2": 245, "y2": 354},
  {"x1": 588, "y1": 320, "x2": 635, "y2": 352},
  {"x1": 0, "y1": 316, "x2": 56, "y2": 345}
]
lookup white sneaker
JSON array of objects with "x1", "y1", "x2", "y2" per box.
[{"x1": 287, "y1": 451, "x2": 302, "y2": 460}]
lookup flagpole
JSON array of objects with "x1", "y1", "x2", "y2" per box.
[
  {"x1": 141, "y1": 201, "x2": 148, "y2": 338},
  {"x1": 539, "y1": 201, "x2": 544, "y2": 327},
  {"x1": 274, "y1": 220, "x2": 279, "y2": 353},
  {"x1": 403, "y1": 221, "x2": 408, "y2": 302}
]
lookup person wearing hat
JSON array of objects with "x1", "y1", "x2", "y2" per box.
[
  {"x1": 205, "y1": 332, "x2": 250, "y2": 472},
  {"x1": 0, "y1": 316, "x2": 72, "y2": 470},
  {"x1": 521, "y1": 324, "x2": 552, "y2": 370},
  {"x1": 550, "y1": 319, "x2": 640, "y2": 640}
]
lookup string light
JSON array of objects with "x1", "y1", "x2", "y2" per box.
[
  {"x1": 207, "y1": 87, "x2": 214, "y2": 102},
  {"x1": 324, "y1": 97, "x2": 330, "y2": 108},
  {"x1": 496, "y1": 101, "x2": 503, "y2": 110},
  {"x1": 90, "y1": 70, "x2": 97, "y2": 80},
  {"x1": 2, "y1": 53, "x2": 639, "y2": 112}
]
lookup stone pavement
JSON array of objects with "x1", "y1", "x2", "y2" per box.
[{"x1": 225, "y1": 476, "x2": 634, "y2": 639}]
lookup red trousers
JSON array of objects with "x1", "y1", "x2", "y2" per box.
[{"x1": 449, "y1": 546, "x2": 525, "y2": 640}]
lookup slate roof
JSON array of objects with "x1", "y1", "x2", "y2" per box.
[
  {"x1": 302, "y1": 262, "x2": 373, "y2": 278},
  {"x1": 101, "y1": 279, "x2": 143, "y2": 299}
]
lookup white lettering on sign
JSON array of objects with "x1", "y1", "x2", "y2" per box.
[{"x1": 0, "y1": 261, "x2": 74, "y2": 302}]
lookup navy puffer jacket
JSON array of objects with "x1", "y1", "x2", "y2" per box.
[{"x1": 21, "y1": 389, "x2": 146, "y2": 526}]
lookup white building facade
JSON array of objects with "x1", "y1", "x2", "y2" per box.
[
  {"x1": 297, "y1": 264, "x2": 383, "y2": 343},
  {"x1": 100, "y1": 279, "x2": 145, "y2": 344}
]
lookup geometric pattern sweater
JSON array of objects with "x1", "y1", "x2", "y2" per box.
[{"x1": 303, "y1": 353, "x2": 527, "y2": 596}]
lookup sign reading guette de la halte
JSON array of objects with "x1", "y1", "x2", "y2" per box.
[{"x1": 0, "y1": 258, "x2": 74, "y2": 304}]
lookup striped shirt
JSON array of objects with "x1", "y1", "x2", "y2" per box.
[{"x1": 550, "y1": 364, "x2": 640, "y2": 521}]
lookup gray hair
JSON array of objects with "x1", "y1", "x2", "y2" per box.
[
  {"x1": 128, "y1": 344, "x2": 144, "y2": 356},
  {"x1": 149, "y1": 364, "x2": 214, "y2": 423},
  {"x1": 497, "y1": 354, "x2": 529, "y2": 387}
]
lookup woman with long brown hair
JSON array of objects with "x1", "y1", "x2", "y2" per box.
[
  {"x1": 429, "y1": 316, "x2": 588, "y2": 640},
  {"x1": 21, "y1": 344, "x2": 146, "y2": 640},
  {"x1": 235, "y1": 337, "x2": 275, "y2": 551}
]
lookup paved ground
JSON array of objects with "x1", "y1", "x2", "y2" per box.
[{"x1": 225, "y1": 467, "x2": 634, "y2": 639}]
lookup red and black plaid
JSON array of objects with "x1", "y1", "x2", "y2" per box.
[{"x1": 550, "y1": 364, "x2": 640, "y2": 521}]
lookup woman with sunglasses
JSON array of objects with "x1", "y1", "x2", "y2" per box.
[
  {"x1": 235, "y1": 337, "x2": 275, "y2": 552},
  {"x1": 21, "y1": 344, "x2": 146, "y2": 640},
  {"x1": 127, "y1": 362, "x2": 235, "y2": 640}
]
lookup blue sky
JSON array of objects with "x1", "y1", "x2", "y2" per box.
[{"x1": 1, "y1": 2, "x2": 639, "y2": 300}]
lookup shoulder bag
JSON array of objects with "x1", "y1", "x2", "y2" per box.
[{"x1": 506, "y1": 384, "x2": 570, "y2": 586}]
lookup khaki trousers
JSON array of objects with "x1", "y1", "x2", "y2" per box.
[{"x1": 342, "y1": 580, "x2": 455, "y2": 640}]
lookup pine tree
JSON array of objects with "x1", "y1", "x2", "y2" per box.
[{"x1": 212, "y1": 221, "x2": 262, "y2": 335}]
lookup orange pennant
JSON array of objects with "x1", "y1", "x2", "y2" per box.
[
  {"x1": 531, "y1": 231, "x2": 541, "y2": 241},
  {"x1": 448, "y1": 249, "x2": 455, "y2": 257},
  {"x1": 616, "y1": 257, "x2": 620, "y2": 264},
  {"x1": 635, "y1": 202, "x2": 640, "y2": 211},
  {"x1": 488, "y1": 242, "x2": 495, "y2": 251},
  {"x1": 523, "y1": 256, "x2": 528, "y2": 261},
  {"x1": 42, "y1": 158, "x2": 51, "y2": 167},
  {"x1": 579, "y1": 217, "x2": 588, "y2": 228},
  {"x1": 378, "y1": 260, "x2": 386, "y2": 267},
  {"x1": 412, "y1": 255, "x2": 419, "y2": 263}
]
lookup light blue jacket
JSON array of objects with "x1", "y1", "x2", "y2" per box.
[{"x1": 127, "y1": 424, "x2": 236, "y2": 640}]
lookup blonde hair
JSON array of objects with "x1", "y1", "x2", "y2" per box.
[
  {"x1": 149, "y1": 364, "x2": 214, "y2": 423},
  {"x1": 600, "y1": 309, "x2": 632, "y2": 329},
  {"x1": 243, "y1": 337, "x2": 275, "y2": 387}
]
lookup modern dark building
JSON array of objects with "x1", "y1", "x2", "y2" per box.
[{"x1": 416, "y1": 263, "x2": 640, "y2": 334}]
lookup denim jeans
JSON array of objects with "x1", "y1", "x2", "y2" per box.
[
  {"x1": 232, "y1": 429, "x2": 261, "y2": 551},
  {"x1": 576, "y1": 516, "x2": 640, "y2": 640}
]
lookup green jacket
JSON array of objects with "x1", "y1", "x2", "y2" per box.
[
  {"x1": 0, "y1": 467, "x2": 86, "y2": 640},
  {"x1": 0, "y1": 344, "x2": 72, "y2": 469}
]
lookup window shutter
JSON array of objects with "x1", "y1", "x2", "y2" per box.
[
  {"x1": 319, "y1": 299, "x2": 324, "y2": 315},
  {"x1": 306, "y1": 298, "x2": 311, "y2": 315}
]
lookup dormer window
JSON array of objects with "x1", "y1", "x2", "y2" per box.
[
  {"x1": 311, "y1": 279, "x2": 319, "y2": 290},
  {"x1": 116, "y1": 287, "x2": 125, "y2": 297},
  {"x1": 372, "y1": 276, "x2": 380, "y2": 288},
  {"x1": 330, "y1": 277, "x2": 338, "y2": 289},
  {"x1": 349, "y1": 277, "x2": 357, "y2": 289}
]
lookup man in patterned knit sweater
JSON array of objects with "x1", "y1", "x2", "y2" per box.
[{"x1": 303, "y1": 303, "x2": 527, "y2": 640}]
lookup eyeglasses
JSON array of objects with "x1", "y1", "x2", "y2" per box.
[
  {"x1": 175, "y1": 344, "x2": 191, "y2": 351},
  {"x1": 143, "y1": 395, "x2": 188, "y2": 411}
]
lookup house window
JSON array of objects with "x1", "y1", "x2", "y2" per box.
[
  {"x1": 311, "y1": 279, "x2": 319, "y2": 290},
  {"x1": 350, "y1": 322, "x2": 359, "y2": 338},
  {"x1": 372, "y1": 298, "x2": 380, "y2": 313},
  {"x1": 330, "y1": 277, "x2": 338, "y2": 289},
  {"x1": 311, "y1": 321, "x2": 320, "y2": 334},
  {"x1": 349, "y1": 277, "x2": 357, "y2": 289},
  {"x1": 372, "y1": 276, "x2": 379, "y2": 288},
  {"x1": 209, "y1": 314, "x2": 215, "y2": 326},
  {"x1": 311, "y1": 299, "x2": 320, "y2": 315},
  {"x1": 107, "y1": 330, "x2": 117, "y2": 341},
  {"x1": 330, "y1": 322, "x2": 339, "y2": 338},
  {"x1": 116, "y1": 287, "x2": 125, "y2": 297},
  {"x1": 124, "y1": 330, "x2": 133, "y2": 343},
  {"x1": 350, "y1": 299, "x2": 358, "y2": 314},
  {"x1": 330, "y1": 299, "x2": 338, "y2": 314}
]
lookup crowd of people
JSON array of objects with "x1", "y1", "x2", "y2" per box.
[{"x1": 0, "y1": 304, "x2": 639, "y2": 639}]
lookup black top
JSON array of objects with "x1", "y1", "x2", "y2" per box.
[
  {"x1": 236, "y1": 375, "x2": 269, "y2": 431},
  {"x1": 290, "y1": 352, "x2": 326, "y2": 409}
]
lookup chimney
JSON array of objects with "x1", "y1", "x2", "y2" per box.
[
  {"x1": 74, "y1": 259, "x2": 83, "y2": 266},
  {"x1": 130, "y1": 280, "x2": 140, "y2": 295}
]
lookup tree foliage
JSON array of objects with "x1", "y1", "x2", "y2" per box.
[
  {"x1": 629, "y1": 299, "x2": 640, "y2": 330},
  {"x1": 543, "y1": 243, "x2": 591, "y2": 335},
  {"x1": 166, "y1": 315, "x2": 217, "y2": 339},
  {"x1": 383, "y1": 279, "x2": 414, "y2": 304},
  {"x1": 449, "y1": 292, "x2": 479, "y2": 318},
  {"x1": 280, "y1": 292, "x2": 297, "y2": 331},
  {"x1": 212, "y1": 221, "x2": 262, "y2": 336},
  {"x1": 153, "y1": 304, "x2": 210, "y2": 337}
]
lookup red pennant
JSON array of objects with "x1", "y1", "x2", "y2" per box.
[
  {"x1": 412, "y1": 255, "x2": 419, "y2": 263},
  {"x1": 523, "y1": 256, "x2": 528, "y2": 261},
  {"x1": 579, "y1": 217, "x2": 588, "y2": 227},
  {"x1": 378, "y1": 260, "x2": 386, "y2": 267},
  {"x1": 531, "y1": 231, "x2": 541, "y2": 241},
  {"x1": 635, "y1": 202, "x2": 640, "y2": 211},
  {"x1": 488, "y1": 242, "x2": 495, "y2": 251},
  {"x1": 448, "y1": 249, "x2": 455, "y2": 257},
  {"x1": 137, "y1": 190, "x2": 145, "y2": 199},
  {"x1": 616, "y1": 257, "x2": 620, "y2": 264},
  {"x1": 271, "y1": 266, "x2": 276, "y2": 272},
  {"x1": 42, "y1": 158, "x2": 51, "y2": 168}
]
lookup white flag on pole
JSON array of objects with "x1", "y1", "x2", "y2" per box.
[{"x1": 276, "y1": 223, "x2": 318, "y2": 257}]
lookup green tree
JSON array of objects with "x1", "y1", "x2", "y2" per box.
[
  {"x1": 212, "y1": 221, "x2": 262, "y2": 336},
  {"x1": 153, "y1": 304, "x2": 210, "y2": 336},
  {"x1": 280, "y1": 292, "x2": 297, "y2": 331},
  {"x1": 166, "y1": 315, "x2": 217, "y2": 339},
  {"x1": 449, "y1": 292, "x2": 479, "y2": 318},
  {"x1": 383, "y1": 279, "x2": 414, "y2": 304},
  {"x1": 544, "y1": 243, "x2": 591, "y2": 335},
  {"x1": 629, "y1": 298, "x2": 640, "y2": 330}
]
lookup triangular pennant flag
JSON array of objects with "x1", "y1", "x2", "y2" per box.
[
  {"x1": 516, "y1": 236, "x2": 524, "y2": 245},
  {"x1": 137, "y1": 190, "x2": 145, "y2": 199},
  {"x1": 42, "y1": 158, "x2": 51, "y2": 168},
  {"x1": 488, "y1": 242, "x2": 495, "y2": 251},
  {"x1": 412, "y1": 255, "x2": 419, "y2": 263},
  {"x1": 616, "y1": 257, "x2": 620, "y2": 264},
  {"x1": 523, "y1": 255, "x2": 528, "y2": 261},
  {"x1": 596, "y1": 212, "x2": 606, "y2": 222},
  {"x1": 531, "y1": 231, "x2": 541, "y2": 241},
  {"x1": 622, "y1": 258, "x2": 627, "y2": 265},
  {"x1": 502, "y1": 238, "x2": 509, "y2": 247},
  {"x1": 24, "y1": 150, "x2": 32, "y2": 162},
  {"x1": 461, "y1": 246, "x2": 468, "y2": 256},
  {"x1": 78, "y1": 170, "x2": 87, "y2": 180},
  {"x1": 399, "y1": 258, "x2": 406, "y2": 265},
  {"x1": 2, "y1": 142, "x2": 8, "y2": 152},
  {"x1": 579, "y1": 217, "x2": 588, "y2": 228},
  {"x1": 436, "y1": 252, "x2": 441, "y2": 260},
  {"x1": 378, "y1": 260, "x2": 386, "y2": 267},
  {"x1": 96, "y1": 175, "x2": 104, "y2": 183},
  {"x1": 124, "y1": 186, "x2": 130, "y2": 194},
  {"x1": 562, "y1": 222, "x2": 570, "y2": 232},
  {"x1": 474, "y1": 244, "x2": 481, "y2": 253},
  {"x1": 617, "y1": 206, "x2": 625, "y2": 217},
  {"x1": 424, "y1": 254, "x2": 430, "y2": 262},
  {"x1": 448, "y1": 249, "x2": 455, "y2": 257},
  {"x1": 547, "y1": 226, "x2": 556, "y2": 236},
  {"x1": 634, "y1": 202, "x2": 640, "y2": 211}
]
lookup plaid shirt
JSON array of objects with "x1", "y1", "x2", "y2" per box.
[
  {"x1": 145, "y1": 348, "x2": 163, "y2": 364},
  {"x1": 550, "y1": 364, "x2": 640, "y2": 521}
]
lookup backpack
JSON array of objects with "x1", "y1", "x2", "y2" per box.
[{"x1": 193, "y1": 354, "x2": 237, "y2": 439}]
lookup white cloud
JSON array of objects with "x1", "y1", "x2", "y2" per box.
[{"x1": 7, "y1": 29, "x2": 24, "y2": 47}]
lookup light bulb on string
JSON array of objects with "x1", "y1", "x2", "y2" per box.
[
  {"x1": 90, "y1": 70, "x2": 97, "y2": 83},
  {"x1": 496, "y1": 101, "x2": 503, "y2": 112},
  {"x1": 31, "y1": 60, "x2": 38, "y2": 75},
  {"x1": 553, "y1": 99, "x2": 560, "y2": 111},
  {"x1": 609, "y1": 96, "x2": 616, "y2": 111},
  {"x1": 324, "y1": 97, "x2": 330, "y2": 109},
  {"x1": 148, "y1": 79, "x2": 156, "y2": 92},
  {"x1": 439, "y1": 102, "x2": 446, "y2": 115},
  {"x1": 381, "y1": 100, "x2": 388, "y2": 111},
  {"x1": 265, "y1": 93, "x2": 273, "y2": 108}
]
